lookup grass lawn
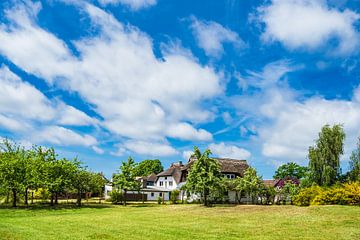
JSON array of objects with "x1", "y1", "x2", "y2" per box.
[{"x1": 0, "y1": 204, "x2": 359, "y2": 240}]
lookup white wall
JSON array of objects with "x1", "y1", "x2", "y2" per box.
[{"x1": 156, "y1": 176, "x2": 177, "y2": 190}]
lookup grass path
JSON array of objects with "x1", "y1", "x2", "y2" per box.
[{"x1": 0, "y1": 204, "x2": 359, "y2": 239}]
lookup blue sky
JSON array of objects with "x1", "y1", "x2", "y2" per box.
[{"x1": 0, "y1": 0, "x2": 360, "y2": 179}]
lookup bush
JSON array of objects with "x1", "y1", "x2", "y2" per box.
[
  {"x1": 293, "y1": 182, "x2": 360, "y2": 206},
  {"x1": 109, "y1": 190, "x2": 123, "y2": 204},
  {"x1": 157, "y1": 196, "x2": 162, "y2": 204},
  {"x1": 312, "y1": 182, "x2": 360, "y2": 205},
  {"x1": 170, "y1": 190, "x2": 180, "y2": 204},
  {"x1": 293, "y1": 186, "x2": 323, "y2": 206}
]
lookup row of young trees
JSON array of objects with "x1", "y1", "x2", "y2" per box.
[{"x1": 0, "y1": 139, "x2": 106, "y2": 207}]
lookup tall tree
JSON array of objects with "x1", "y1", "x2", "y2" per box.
[
  {"x1": 308, "y1": 124, "x2": 345, "y2": 186},
  {"x1": 185, "y1": 147, "x2": 222, "y2": 206},
  {"x1": 349, "y1": 137, "x2": 360, "y2": 182},
  {"x1": 133, "y1": 159, "x2": 164, "y2": 177},
  {"x1": 273, "y1": 162, "x2": 308, "y2": 180},
  {"x1": 113, "y1": 157, "x2": 139, "y2": 206}
]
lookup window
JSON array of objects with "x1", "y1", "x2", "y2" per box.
[
  {"x1": 169, "y1": 181, "x2": 173, "y2": 186},
  {"x1": 159, "y1": 181, "x2": 163, "y2": 186},
  {"x1": 225, "y1": 174, "x2": 235, "y2": 179},
  {"x1": 165, "y1": 176, "x2": 167, "y2": 180},
  {"x1": 159, "y1": 192, "x2": 162, "y2": 197},
  {"x1": 151, "y1": 193, "x2": 154, "y2": 197}
]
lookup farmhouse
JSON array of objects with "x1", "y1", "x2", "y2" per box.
[{"x1": 105, "y1": 156, "x2": 250, "y2": 202}]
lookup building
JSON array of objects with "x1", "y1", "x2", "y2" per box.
[{"x1": 104, "y1": 157, "x2": 250, "y2": 203}]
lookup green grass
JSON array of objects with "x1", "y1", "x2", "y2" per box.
[{"x1": 0, "y1": 204, "x2": 359, "y2": 240}]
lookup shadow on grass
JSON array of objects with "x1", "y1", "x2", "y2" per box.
[{"x1": 0, "y1": 202, "x2": 114, "y2": 211}]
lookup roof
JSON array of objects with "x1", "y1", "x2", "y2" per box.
[
  {"x1": 156, "y1": 162, "x2": 183, "y2": 184},
  {"x1": 146, "y1": 173, "x2": 157, "y2": 182},
  {"x1": 183, "y1": 157, "x2": 249, "y2": 177},
  {"x1": 263, "y1": 179, "x2": 280, "y2": 187}
]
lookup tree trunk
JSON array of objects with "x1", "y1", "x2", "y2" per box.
[
  {"x1": 24, "y1": 188, "x2": 28, "y2": 205},
  {"x1": 12, "y1": 189, "x2": 17, "y2": 207},
  {"x1": 55, "y1": 192, "x2": 58, "y2": 205},
  {"x1": 5, "y1": 190, "x2": 10, "y2": 204},
  {"x1": 123, "y1": 190, "x2": 127, "y2": 206},
  {"x1": 203, "y1": 189, "x2": 208, "y2": 207},
  {"x1": 31, "y1": 191, "x2": 34, "y2": 204},
  {"x1": 77, "y1": 190, "x2": 82, "y2": 207},
  {"x1": 50, "y1": 194, "x2": 54, "y2": 206}
]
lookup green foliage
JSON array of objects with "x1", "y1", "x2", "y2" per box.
[
  {"x1": 109, "y1": 190, "x2": 123, "y2": 204},
  {"x1": 133, "y1": 159, "x2": 163, "y2": 177},
  {"x1": 349, "y1": 137, "x2": 360, "y2": 182},
  {"x1": 273, "y1": 162, "x2": 308, "y2": 179},
  {"x1": 170, "y1": 190, "x2": 180, "y2": 204},
  {"x1": 184, "y1": 147, "x2": 222, "y2": 206},
  {"x1": 113, "y1": 157, "x2": 140, "y2": 206},
  {"x1": 308, "y1": 124, "x2": 345, "y2": 186},
  {"x1": 157, "y1": 196, "x2": 162, "y2": 204},
  {"x1": 241, "y1": 167, "x2": 263, "y2": 204},
  {"x1": 280, "y1": 181, "x2": 300, "y2": 204}
]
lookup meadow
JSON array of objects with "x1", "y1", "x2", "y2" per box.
[{"x1": 0, "y1": 204, "x2": 359, "y2": 240}]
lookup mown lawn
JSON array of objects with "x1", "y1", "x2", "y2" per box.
[{"x1": 0, "y1": 204, "x2": 359, "y2": 240}]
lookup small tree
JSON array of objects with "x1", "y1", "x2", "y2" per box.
[
  {"x1": 113, "y1": 157, "x2": 140, "y2": 206},
  {"x1": 89, "y1": 173, "x2": 107, "y2": 203},
  {"x1": 184, "y1": 147, "x2": 222, "y2": 206},
  {"x1": 241, "y1": 167, "x2": 263, "y2": 204},
  {"x1": 170, "y1": 190, "x2": 180, "y2": 204}
]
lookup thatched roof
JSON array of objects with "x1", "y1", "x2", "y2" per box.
[
  {"x1": 156, "y1": 162, "x2": 183, "y2": 184},
  {"x1": 182, "y1": 157, "x2": 249, "y2": 177},
  {"x1": 146, "y1": 173, "x2": 157, "y2": 182}
]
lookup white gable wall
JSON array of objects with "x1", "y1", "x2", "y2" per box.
[{"x1": 156, "y1": 176, "x2": 177, "y2": 190}]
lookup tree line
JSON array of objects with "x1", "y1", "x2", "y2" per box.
[{"x1": 0, "y1": 139, "x2": 106, "y2": 207}]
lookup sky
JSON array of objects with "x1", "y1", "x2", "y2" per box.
[{"x1": 0, "y1": 0, "x2": 360, "y2": 179}]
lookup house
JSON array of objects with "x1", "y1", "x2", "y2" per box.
[{"x1": 104, "y1": 157, "x2": 250, "y2": 203}]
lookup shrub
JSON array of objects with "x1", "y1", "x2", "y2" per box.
[
  {"x1": 170, "y1": 190, "x2": 180, "y2": 204},
  {"x1": 109, "y1": 190, "x2": 123, "y2": 204},
  {"x1": 293, "y1": 186, "x2": 323, "y2": 206},
  {"x1": 312, "y1": 182, "x2": 360, "y2": 205},
  {"x1": 157, "y1": 196, "x2": 162, "y2": 204}
]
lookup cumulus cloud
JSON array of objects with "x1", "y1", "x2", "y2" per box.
[
  {"x1": 0, "y1": 2, "x2": 222, "y2": 156},
  {"x1": 33, "y1": 126, "x2": 97, "y2": 147},
  {"x1": 235, "y1": 60, "x2": 360, "y2": 164},
  {"x1": 209, "y1": 142, "x2": 251, "y2": 159},
  {"x1": 190, "y1": 16, "x2": 245, "y2": 58},
  {"x1": 259, "y1": 0, "x2": 360, "y2": 55},
  {"x1": 98, "y1": 0, "x2": 157, "y2": 10},
  {"x1": 120, "y1": 140, "x2": 178, "y2": 156}
]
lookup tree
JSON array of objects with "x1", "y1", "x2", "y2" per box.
[
  {"x1": 113, "y1": 157, "x2": 140, "y2": 206},
  {"x1": 133, "y1": 159, "x2": 163, "y2": 177},
  {"x1": 241, "y1": 167, "x2": 263, "y2": 204},
  {"x1": 72, "y1": 166, "x2": 92, "y2": 207},
  {"x1": 349, "y1": 137, "x2": 360, "y2": 182},
  {"x1": 184, "y1": 147, "x2": 222, "y2": 206},
  {"x1": 89, "y1": 173, "x2": 107, "y2": 203},
  {"x1": 308, "y1": 124, "x2": 345, "y2": 186},
  {"x1": 273, "y1": 162, "x2": 308, "y2": 180},
  {"x1": 0, "y1": 139, "x2": 28, "y2": 207}
]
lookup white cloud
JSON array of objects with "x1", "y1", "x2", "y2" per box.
[
  {"x1": 182, "y1": 150, "x2": 193, "y2": 160},
  {"x1": 190, "y1": 16, "x2": 245, "y2": 58},
  {"x1": 235, "y1": 60, "x2": 360, "y2": 165},
  {"x1": 121, "y1": 140, "x2": 178, "y2": 156},
  {"x1": 209, "y1": 142, "x2": 251, "y2": 159},
  {"x1": 98, "y1": 0, "x2": 157, "y2": 10},
  {"x1": 259, "y1": 0, "x2": 360, "y2": 55},
  {"x1": 33, "y1": 126, "x2": 97, "y2": 147},
  {"x1": 92, "y1": 145, "x2": 104, "y2": 154},
  {"x1": 0, "y1": 2, "x2": 222, "y2": 155}
]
